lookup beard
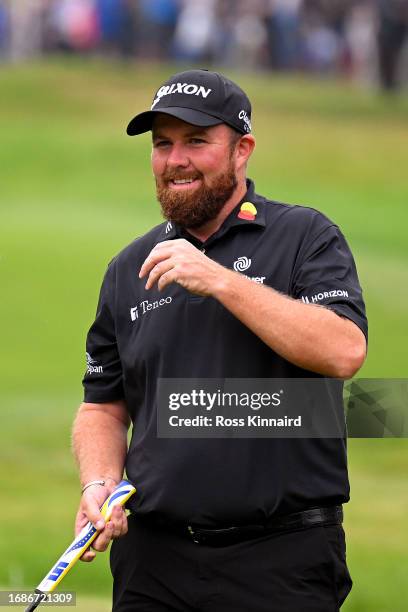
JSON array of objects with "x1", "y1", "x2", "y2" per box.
[{"x1": 156, "y1": 160, "x2": 238, "y2": 229}]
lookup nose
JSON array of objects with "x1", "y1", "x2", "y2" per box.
[{"x1": 166, "y1": 142, "x2": 190, "y2": 168}]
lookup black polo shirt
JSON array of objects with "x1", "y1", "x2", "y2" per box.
[{"x1": 83, "y1": 179, "x2": 367, "y2": 526}]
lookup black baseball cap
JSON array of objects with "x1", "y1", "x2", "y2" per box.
[{"x1": 126, "y1": 69, "x2": 252, "y2": 136}]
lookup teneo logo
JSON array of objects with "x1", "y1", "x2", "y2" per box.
[
  {"x1": 238, "y1": 110, "x2": 252, "y2": 133},
  {"x1": 234, "y1": 256, "x2": 252, "y2": 272},
  {"x1": 130, "y1": 305, "x2": 139, "y2": 321},
  {"x1": 86, "y1": 352, "x2": 103, "y2": 374},
  {"x1": 151, "y1": 83, "x2": 212, "y2": 109},
  {"x1": 301, "y1": 290, "x2": 349, "y2": 304},
  {"x1": 130, "y1": 296, "x2": 173, "y2": 321}
]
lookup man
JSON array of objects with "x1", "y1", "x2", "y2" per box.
[
  {"x1": 73, "y1": 69, "x2": 368, "y2": 611},
  {"x1": 377, "y1": 0, "x2": 408, "y2": 91}
]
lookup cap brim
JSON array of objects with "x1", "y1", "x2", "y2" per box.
[{"x1": 126, "y1": 107, "x2": 223, "y2": 136}]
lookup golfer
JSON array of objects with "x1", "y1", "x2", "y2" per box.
[{"x1": 73, "y1": 69, "x2": 368, "y2": 611}]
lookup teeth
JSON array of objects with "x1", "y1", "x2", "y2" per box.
[{"x1": 173, "y1": 179, "x2": 194, "y2": 184}]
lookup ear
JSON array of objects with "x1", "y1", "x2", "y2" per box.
[{"x1": 235, "y1": 135, "x2": 256, "y2": 170}]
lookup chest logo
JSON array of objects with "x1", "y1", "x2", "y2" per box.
[
  {"x1": 233, "y1": 256, "x2": 265, "y2": 284},
  {"x1": 130, "y1": 296, "x2": 173, "y2": 321},
  {"x1": 233, "y1": 256, "x2": 252, "y2": 272},
  {"x1": 237, "y1": 202, "x2": 257, "y2": 221}
]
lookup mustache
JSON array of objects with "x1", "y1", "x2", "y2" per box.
[{"x1": 160, "y1": 170, "x2": 203, "y2": 182}]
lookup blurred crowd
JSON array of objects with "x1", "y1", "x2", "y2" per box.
[{"x1": 0, "y1": 0, "x2": 407, "y2": 90}]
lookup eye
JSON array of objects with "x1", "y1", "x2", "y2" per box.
[
  {"x1": 153, "y1": 140, "x2": 171, "y2": 148},
  {"x1": 190, "y1": 138, "x2": 206, "y2": 145}
]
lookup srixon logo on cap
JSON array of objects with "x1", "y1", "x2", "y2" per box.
[{"x1": 151, "y1": 83, "x2": 212, "y2": 109}]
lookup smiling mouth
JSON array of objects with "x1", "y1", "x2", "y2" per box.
[
  {"x1": 168, "y1": 178, "x2": 200, "y2": 188},
  {"x1": 173, "y1": 178, "x2": 194, "y2": 184}
]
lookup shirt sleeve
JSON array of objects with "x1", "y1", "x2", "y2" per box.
[
  {"x1": 82, "y1": 260, "x2": 124, "y2": 403},
  {"x1": 291, "y1": 224, "x2": 368, "y2": 341}
]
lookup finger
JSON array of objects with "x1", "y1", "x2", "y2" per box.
[
  {"x1": 82, "y1": 497, "x2": 106, "y2": 531},
  {"x1": 139, "y1": 246, "x2": 173, "y2": 279},
  {"x1": 120, "y1": 513, "x2": 128, "y2": 536},
  {"x1": 80, "y1": 549, "x2": 96, "y2": 563},
  {"x1": 157, "y1": 269, "x2": 178, "y2": 292},
  {"x1": 139, "y1": 238, "x2": 193, "y2": 279},
  {"x1": 145, "y1": 260, "x2": 175, "y2": 290},
  {"x1": 75, "y1": 509, "x2": 104, "y2": 537},
  {"x1": 75, "y1": 511, "x2": 89, "y2": 535},
  {"x1": 92, "y1": 522, "x2": 114, "y2": 552},
  {"x1": 116, "y1": 507, "x2": 128, "y2": 537},
  {"x1": 111, "y1": 506, "x2": 125, "y2": 538},
  {"x1": 111, "y1": 506, "x2": 127, "y2": 538}
]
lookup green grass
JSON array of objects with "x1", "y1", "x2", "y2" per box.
[{"x1": 1, "y1": 59, "x2": 408, "y2": 610}]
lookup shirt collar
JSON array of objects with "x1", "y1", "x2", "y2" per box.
[{"x1": 158, "y1": 179, "x2": 266, "y2": 244}]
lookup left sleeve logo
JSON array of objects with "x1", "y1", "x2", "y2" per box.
[{"x1": 86, "y1": 352, "x2": 103, "y2": 374}]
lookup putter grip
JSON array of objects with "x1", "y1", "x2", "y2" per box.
[{"x1": 24, "y1": 480, "x2": 136, "y2": 611}]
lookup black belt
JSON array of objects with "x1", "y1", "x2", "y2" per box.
[{"x1": 185, "y1": 506, "x2": 343, "y2": 546}]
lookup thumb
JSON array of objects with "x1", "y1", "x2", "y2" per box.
[{"x1": 82, "y1": 491, "x2": 108, "y2": 531}]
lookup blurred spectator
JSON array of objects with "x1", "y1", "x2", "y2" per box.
[
  {"x1": 8, "y1": 0, "x2": 44, "y2": 60},
  {"x1": 218, "y1": 0, "x2": 268, "y2": 69},
  {"x1": 377, "y1": 0, "x2": 408, "y2": 90},
  {"x1": 138, "y1": 0, "x2": 179, "y2": 60},
  {"x1": 301, "y1": 0, "x2": 343, "y2": 73},
  {"x1": 97, "y1": 0, "x2": 123, "y2": 52},
  {"x1": 1, "y1": 0, "x2": 407, "y2": 93},
  {"x1": 172, "y1": 0, "x2": 216, "y2": 62},
  {"x1": 96, "y1": 0, "x2": 138, "y2": 58},
  {"x1": 49, "y1": 0, "x2": 99, "y2": 52},
  {"x1": 345, "y1": 1, "x2": 378, "y2": 86},
  {"x1": 211, "y1": 0, "x2": 236, "y2": 65},
  {"x1": 266, "y1": 0, "x2": 302, "y2": 70},
  {"x1": 0, "y1": 0, "x2": 9, "y2": 59}
]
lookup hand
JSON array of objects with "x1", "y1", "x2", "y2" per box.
[
  {"x1": 139, "y1": 239, "x2": 228, "y2": 296},
  {"x1": 74, "y1": 485, "x2": 128, "y2": 562}
]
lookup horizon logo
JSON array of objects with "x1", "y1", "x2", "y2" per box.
[
  {"x1": 151, "y1": 83, "x2": 212, "y2": 109},
  {"x1": 301, "y1": 289, "x2": 349, "y2": 304},
  {"x1": 233, "y1": 256, "x2": 252, "y2": 272}
]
